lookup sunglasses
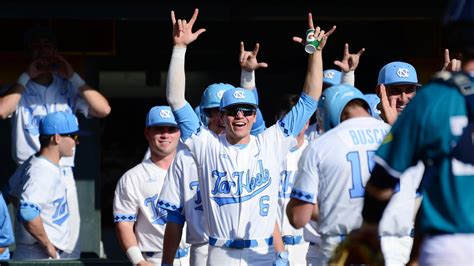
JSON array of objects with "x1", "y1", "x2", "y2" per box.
[
  {"x1": 61, "y1": 133, "x2": 79, "y2": 141},
  {"x1": 224, "y1": 107, "x2": 256, "y2": 117}
]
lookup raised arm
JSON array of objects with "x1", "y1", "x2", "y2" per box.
[
  {"x1": 239, "y1": 41, "x2": 268, "y2": 90},
  {"x1": 441, "y1": 48, "x2": 462, "y2": 72},
  {"x1": 334, "y1": 43, "x2": 365, "y2": 86},
  {"x1": 166, "y1": 8, "x2": 206, "y2": 110},
  {"x1": 52, "y1": 53, "x2": 111, "y2": 118},
  {"x1": 293, "y1": 13, "x2": 336, "y2": 100}
]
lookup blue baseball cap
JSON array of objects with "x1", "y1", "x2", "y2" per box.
[
  {"x1": 377, "y1": 61, "x2": 420, "y2": 86},
  {"x1": 220, "y1": 88, "x2": 258, "y2": 110},
  {"x1": 145, "y1": 106, "x2": 178, "y2": 127},
  {"x1": 200, "y1": 83, "x2": 235, "y2": 109},
  {"x1": 364, "y1": 93, "x2": 382, "y2": 120},
  {"x1": 323, "y1": 69, "x2": 342, "y2": 87},
  {"x1": 39, "y1": 112, "x2": 79, "y2": 135}
]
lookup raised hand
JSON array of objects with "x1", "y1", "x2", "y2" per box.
[
  {"x1": 239, "y1": 41, "x2": 268, "y2": 72},
  {"x1": 171, "y1": 8, "x2": 206, "y2": 47},
  {"x1": 334, "y1": 43, "x2": 365, "y2": 72},
  {"x1": 442, "y1": 49, "x2": 461, "y2": 72},
  {"x1": 377, "y1": 84, "x2": 398, "y2": 125},
  {"x1": 292, "y1": 13, "x2": 336, "y2": 51}
]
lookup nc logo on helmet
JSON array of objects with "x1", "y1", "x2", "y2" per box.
[
  {"x1": 396, "y1": 68, "x2": 410, "y2": 78},
  {"x1": 233, "y1": 90, "x2": 245, "y2": 99},
  {"x1": 159, "y1": 109, "x2": 172, "y2": 118},
  {"x1": 324, "y1": 71, "x2": 336, "y2": 79},
  {"x1": 217, "y1": 90, "x2": 225, "y2": 99}
]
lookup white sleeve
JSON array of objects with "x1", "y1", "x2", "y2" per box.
[
  {"x1": 340, "y1": 70, "x2": 355, "y2": 86},
  {"x1": 291, "y1": 145, "x2": 319, "y2": 204},
  {"x1": 166, "y1": 47, "x2": 187, "y2": 110},
  {"x1": 113, "y1": 174, "x2": 139, "y2": 222},
  {"x1": 20, "y1": 174, "x2": 54, "y2": 210},
  {"x1": 240, "y1": 69, "x2": 255, "y2": 89}
]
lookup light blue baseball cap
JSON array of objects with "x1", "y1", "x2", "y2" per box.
[
  {"x1": 220, "y1": 88, "x2": 258, "y2": 110},
  {"x1": 145, "y1": 106, "x2": 178, "y2": 127},
  {"x1": 323, "y1": 69, "x2": 342, "y2": 87},
  {"x1": 39, "y1": 111, "x2": 79, "y2": 135},
  {"x1": 200, "y1": 83, "x2": 235, "y2": 109},
  {"x1": 377, "y1": 61, "x2": 420, "y2": 86}
]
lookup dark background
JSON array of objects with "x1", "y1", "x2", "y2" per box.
[{"x1": 0, "y1": 0, "x2": 452, "y2": 259}]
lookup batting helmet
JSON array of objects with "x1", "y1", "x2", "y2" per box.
[
  {"x1": 317, "y1": 84, "x2": 369, "y2": 132},
  {"x1": 364, "y1": 93, "x2": 382, "y2": 120},
  {"x1": 199, "y1": 83, "x2": 234, "y2": 125}
]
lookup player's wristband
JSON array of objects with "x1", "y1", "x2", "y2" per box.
[
  {"x1": 126, "y1": 246, "x2": 145, "y2": 265},
  {"x1": 68, "y1": 72, "x2": 86, "y2": 90},
  {"x1": 17, "y1": 72, "x2": 31, "y2": 88}
]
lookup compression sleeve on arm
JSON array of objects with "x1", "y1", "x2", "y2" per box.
[
  {"x1": 166, "y1": 46, "x2": 187, "y2": 110},
  {"x1": 341, "y1": 70, "x2": 355, "y2": 86}
]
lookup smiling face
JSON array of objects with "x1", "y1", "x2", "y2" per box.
[
  {"x1": 385, "y1": 84, "x2": 417, "y2": 114},
  {"x1": 145, "y1": 125, "x2": 180, "y2": 157},
  {"x1": 220, "y1": 104, "x2": 257, "y2": 145}
]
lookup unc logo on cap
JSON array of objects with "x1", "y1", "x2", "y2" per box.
[
  {"x1": 233, "y1": 90, "x2": 245, "y2": 99},
  {"x1": 217, "y1": 90, "x2": 225, "y2": 99},
  {"x1": 159, "y1": 109, "x2": 172, "y2": 118},
  {"x1": 324, "y1": 71, "x2": 336, "y2": 79},
  {"x1": 396, "y1": 68, "x2": 410, "y2": 78}
]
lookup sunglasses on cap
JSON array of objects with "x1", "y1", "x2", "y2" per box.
[
  {"x1": 61, "y1": 133, "x2": 79, "y2": 141},
  {"x1": 223, "y1": 106, "x2": 256, "y2": 117}
]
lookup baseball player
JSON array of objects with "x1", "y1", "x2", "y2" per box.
[
  {"x1": 159, "y1": 41, "x2": 269, "y2": 266},
  {"x1": 375, "y1": 61, "x2": 419, "y2": 125},
  {"x1": 165, "y1": 9, "x2": 334, "y2": 265},
  {"x1": 272, "y1": 94, "x2": 311, "y2": 265},
  {"x1": 113, "y1": 106, "x2": 189, "y2": 266},
  {"x1": 0, "y1": 193, "x2": 14, "y2": 260},
  {"x1": 305, "y1": 44, "x2": 364, "y2": 141},
  {"x1": 10, "y1": 111, "x2": 80, "y2": 259},
  {"x1": 0, "y1": 27, "x2": 111, "y2": 258},
  {"x1": 287, "y1": 85, "x2": 391, "y2": 265}
]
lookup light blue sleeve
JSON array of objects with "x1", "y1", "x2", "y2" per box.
[
  {"x1": 0, "y1": 195, "x2": 14, "y2": 248},
  {"x1": 18, "y1": 202, "x2": 40, "y2": 222},
  {"x1": 278, "y1": 93, "x2": 318, "y2": 137},
  {"x1": 173, "y1": 102, "x2": 201, "y2": 142}
]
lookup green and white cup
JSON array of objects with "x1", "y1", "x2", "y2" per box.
[{"x1": 304, "y1": 29, "x2": 320, "y2": 54}]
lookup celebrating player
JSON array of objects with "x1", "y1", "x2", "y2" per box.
[{"x1": 164, "y1": 8, "x2": 334, "y2": 265}]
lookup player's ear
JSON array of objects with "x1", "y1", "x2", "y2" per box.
[{"x1": 53, "y1": 134, "x2": 61, "y2": 144}]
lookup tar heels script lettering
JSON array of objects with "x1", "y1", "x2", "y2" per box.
[{"x1": 211, "y1": 160, "x2": 271, "y2": 206}]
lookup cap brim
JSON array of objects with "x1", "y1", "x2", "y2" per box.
[
  {"x1": 383, "y1": 82, "x2": 421, "y2": 86},
  {"x1": 220, "y1": 103, "x2": 258, "y2": 110},
  {"x1": 146, "y1": 122, "x2": 179, "y2": 128}
]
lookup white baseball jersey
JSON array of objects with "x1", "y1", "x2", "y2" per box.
[
  {"x1": 278, "y1": 140, "x2": 308, "y2": 237},
  {"x1": 292, "y1": 117, "x2": 390, "y2": 236},
  {"x1": 379, "y1": 161, "x2": 424, "y2": 236},
  {"x1": 184, "y1": 124, "x2": 296, "y2": 241},
  {"x1": 16, "y1": 155, "x2": 71, "y2": 252},
  {"x1": 11, "y1": 74, "x2": 89, "y2": 166},
  {"x1": 159, "y1": 145, "x2": 208, "y2": 245},
  {"x1": 113, "y1": 158, "x2": 187, "y2": 252}
]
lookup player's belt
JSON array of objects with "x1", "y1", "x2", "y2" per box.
[
  {"x1": 144, "y1": 247, "x2": 189, "y2": 259},
  {"x1": 209, "y1": 236, "x2": 273, "y2": 249},
  {"x1": 282, "y1": 235, "x2": 303, "y2": 245}
]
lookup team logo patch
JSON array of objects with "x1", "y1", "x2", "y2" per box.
[
  {"x1": 396, "y1": 68, "x2": 410, "y2": 78},
  {"x1": 324, "y1": 71, "x2": 335, "y2": 79},
  {"x1": 159, "y1": 109, "x2": 172, "y2": 118},
  {"x1": 233, "y1": 90, "x2": 245, "y2": 99},
  {"x1": 382, "y1": 132, "x2": 393, "y2": 145},
  {"x1": 217, "y1": 90, "x2": 225, "y2": 99}
]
